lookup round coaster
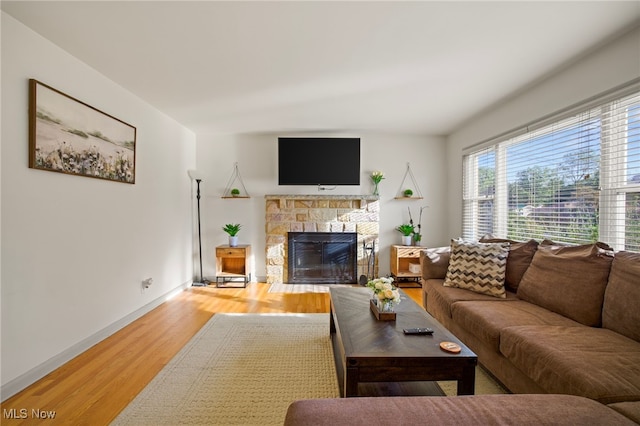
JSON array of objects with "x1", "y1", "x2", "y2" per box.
[{"x1": 440, "y1": 341, "x2": 462, "y2": 354}]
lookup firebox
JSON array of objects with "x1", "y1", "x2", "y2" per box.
[{"x1": 287, "y1": 232, "x2": 357, "y2": 284}]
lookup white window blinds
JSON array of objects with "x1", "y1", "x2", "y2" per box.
[{"x1": 463, "y1": 85, "x2": 640, "y2": 252}]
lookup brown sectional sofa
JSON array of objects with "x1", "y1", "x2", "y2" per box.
[{"x1": 421, "y1": 241, "x2": 640, "y2": 423}]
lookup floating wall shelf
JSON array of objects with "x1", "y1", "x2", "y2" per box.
[
  {"x1": 222, "y1": 162, "x2": 251, "y2": 198},
  {"x1": 395, "y1": 162, "x2": 424, "y2": 199}
]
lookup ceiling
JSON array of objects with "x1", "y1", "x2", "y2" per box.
[{"x1": 3, "y1": 1, "x2": 639, "y2": 136}]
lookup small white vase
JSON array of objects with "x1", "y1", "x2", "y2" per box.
[
  {"x1": 229, "y1": 236, "x2": 239, "y2": 247},
  {"x1": 401, "y1": 235, "x2": 412, "y2": 246}
]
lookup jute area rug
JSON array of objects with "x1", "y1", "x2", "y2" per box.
[
  {"x1": 111, "y1": 314, "x2": 339, "y2": 425},
  {"x1": 111, "y1": 314, "x2": 506, "y2": 425}
]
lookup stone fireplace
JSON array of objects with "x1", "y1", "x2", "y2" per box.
[{"x1": 265, "y1": 194, "x2": 379, "y2": 284}]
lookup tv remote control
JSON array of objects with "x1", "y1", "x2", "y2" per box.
[{"x1": 403, "y1": 328, "x2": 434, "y2": 335}]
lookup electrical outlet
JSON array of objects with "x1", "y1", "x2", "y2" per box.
[{"x1": 142, "y1": 278, "x2": 153, "y2": 290}]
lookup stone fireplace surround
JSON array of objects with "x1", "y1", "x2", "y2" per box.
[{"x1": 265, "y1": 194, "x2": 380, "y2": 284}]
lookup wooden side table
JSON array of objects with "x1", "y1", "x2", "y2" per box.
[
  {"x1": 215, "y1": 244, "x2": 251, "y2": 287},
  {"x1": 390, "y1": 245, "x2": 422, "y2": 285}
]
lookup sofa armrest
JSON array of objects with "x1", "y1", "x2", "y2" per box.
[{"x1": 420, "y1": 246, "x2": 450, "y2": 280}]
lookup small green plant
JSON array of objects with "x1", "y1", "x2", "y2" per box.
[
  {"x1": 395, "y1": 224, "x2": 414, "y2": 236},
  {"x1": 222, "y1": 223, "x2": 241, "y2": 236},
  {"x1": 403, "y1": 189, "x2": 413, "y2": 197},
  {"x1": 413, "y1": 232, "x2": 422, "y2": 243},
  {"x1": 230, "y1": 188, "x2": 240, "y2": 196}
]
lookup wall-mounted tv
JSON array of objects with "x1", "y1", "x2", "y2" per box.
[{"x1": 278, "y1": 137, "x2": 361, "y2": 186}]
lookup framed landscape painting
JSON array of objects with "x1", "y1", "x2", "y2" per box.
[{"x1": 29, "y1": 79, "x2": 137, "y2": 184}]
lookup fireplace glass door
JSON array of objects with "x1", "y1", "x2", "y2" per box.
[{"x1": 288, "y1": 232, "x2": 357, "y2": 284}]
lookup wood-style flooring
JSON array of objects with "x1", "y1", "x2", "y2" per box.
[{"x1": 1, "y1": 283, "x2": 423, "y2": 425}]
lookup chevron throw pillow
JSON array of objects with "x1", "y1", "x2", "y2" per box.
[{"x1": 443, "y1": 239, "x2": 510, "y2": 298}]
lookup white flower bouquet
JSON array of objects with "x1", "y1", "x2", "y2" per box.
[
  {"x1": 371, "y1": 171, "x2": 385, "y2": 184},
  {"x1": 371, "y1": 171, "x2": 385, "y2": 196},
  {"x1": 367, "y1": 276, "x2": 401, "y2": 310}
]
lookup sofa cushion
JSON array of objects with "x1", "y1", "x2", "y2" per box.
[
  {"x1": 603, "y1": 251, "x2": 640, "y2": 343},
  {"x1": 284, "y1": 395, "x2": 638, "y2": 426},
  {"x1": 541, "y1": 239, "x2": 613, "y2": 251},
  {"x1": 444, "y1": 239, "x2": 509, "y2": 298},
  {"x1": 517, "y1": 243, "x2": 614, "y2": 326},
  {"x1": 424, "y1": 279, "x2": 518, "y2": 319},
  {"x1": 500, "y1": 326, "x2": 640, "y2": 404},
  {"x1": 608, "y1": 401, "x2": 640, "y2": 425},
  {"x1": 420, "y1": 246, "x2": 450, "y2": 280},
  {"x1": 479, "y1": 237, "x2": 539, "y2": 291},
  {"x1": 451, "y1": 300, "x2": 582, "y2": 353}
]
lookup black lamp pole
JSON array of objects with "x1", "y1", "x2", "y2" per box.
[{"x1": 193, "y1": 178, "x2": 206, "y2": 286}]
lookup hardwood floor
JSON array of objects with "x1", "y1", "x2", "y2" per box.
[{"x1": 1, "y1": 283, "x2": 423, "y2": 425}]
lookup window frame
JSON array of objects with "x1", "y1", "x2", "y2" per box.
[{"x1": 462, "y1": 80, "x2": 640, "y2": 251}]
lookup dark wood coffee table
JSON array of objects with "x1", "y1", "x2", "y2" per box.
[{"x1": 329, "y1": 286, "x2": 477, "y2": 397}]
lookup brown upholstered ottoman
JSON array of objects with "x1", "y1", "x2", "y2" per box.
[{"x1": 284, "y1": 394, "x2": 638, "y2": 425}]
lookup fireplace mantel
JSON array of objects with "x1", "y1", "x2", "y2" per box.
[
  {"x1": 264, "y1": 194, "x2": 380, "y2": 284},
  {"x1": 265, "y1": 194, "x2": 379, "y2": 201}
]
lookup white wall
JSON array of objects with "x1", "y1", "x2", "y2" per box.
[
  {"x1": 1, "y1": 13, "x2": 196, "y2": 398},
  {"x1": 195, "y1": 132, "x2": 447, "y2": 280},
  {"x1": 446, "y1": 25, "x2": 640, "y2": 239}
]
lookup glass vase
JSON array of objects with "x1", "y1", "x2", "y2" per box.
[
  {"x1": 373, "y1": 182, "x2": 380, "y2": 196},
  {"x1": 379, "y1": 300, "x2": 394, "y2": 312}
]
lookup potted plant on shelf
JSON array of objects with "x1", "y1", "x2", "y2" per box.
[
  {"x1": 222, "y1": 223, "x2": 241, "y2": 247},
  {"x1": 230, "y1": 188, "x2": 241, "y2": 197},
  {"x1": 396, "y1": 224, "x2": 414, "y2": 246},
  {"x1": 403, "y1": 189, "x2": 413, "y2": 197}
]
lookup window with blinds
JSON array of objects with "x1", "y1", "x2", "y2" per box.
[{"x1": 463, "y1": 86, "x2": 640, "y2": 252}]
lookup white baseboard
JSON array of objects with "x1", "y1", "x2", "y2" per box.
[{"x1": 1, "y1": 280, "x2": 192, "y2": 401}]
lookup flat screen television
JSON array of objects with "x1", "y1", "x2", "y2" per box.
[{"x1": 278, "y1": 137, "x2": 361, "y2": 185}]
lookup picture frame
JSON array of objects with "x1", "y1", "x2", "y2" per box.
[{"x1": 29, "y1": 79, "x2": 137, "y2": 184}]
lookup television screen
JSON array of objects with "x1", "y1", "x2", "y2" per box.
[{"x1": 278, "y1": 137, "x2": 361, "y2": 185}]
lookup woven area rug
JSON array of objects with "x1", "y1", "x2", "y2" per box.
[
  {"x1": 438, "y1": 365, "x2": 507, "y2": 396},
  {"x1": 112, "y1": 313, "x2": 506, "y2": 425},
  {"x1": 111, "y1": 314, "x2": 339, "y2": 425}
]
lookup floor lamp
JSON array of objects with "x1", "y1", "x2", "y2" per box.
[{"x1": 189, "y1": 171, "x2": 207, "y2": 286}]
